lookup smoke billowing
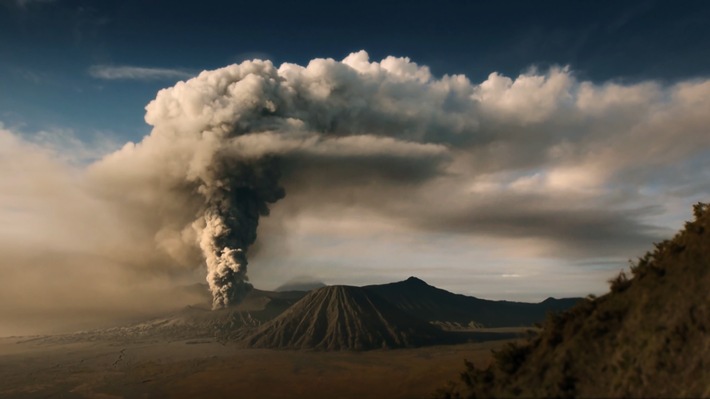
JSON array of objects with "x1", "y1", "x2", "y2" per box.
[
  {"x1": 2, "y1": 51, "x2": 710, "y2": 331},
  {"x1": 197, "y1": 157, "x2": 285, "y2": 307},
  {"x1": 89, "y1": 52, "x2": 452, "y2": 308}
]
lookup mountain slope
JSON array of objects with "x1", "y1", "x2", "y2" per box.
[
  {"x1": 366, "y1": 277, "x2": 580, "y2": 327},
  {"x1": 244, "y1": 285, "x2": 446, "y2": 350},
  {"x1": 439, "y1": 203, "x2": 710, "y2": 398}
]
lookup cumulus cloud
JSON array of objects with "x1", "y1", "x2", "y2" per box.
[
  {"x1": 88, "y1": 65, "x2": 195, "y2": 81},
  {"x1": 3, "y1": 51, "x2": 710, "y2": 332}
]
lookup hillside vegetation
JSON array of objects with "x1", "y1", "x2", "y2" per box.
[{"x1": 438, "y1": 203, "x2": 710, "y2": 398}]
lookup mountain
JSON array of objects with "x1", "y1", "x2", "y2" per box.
[
  {"x1": 243, "y1": 285, "x2": 446, "y2": 350},
  {"x1": 438, "y1": 203, "x2": 710, "y2": 398},
  {"x1": 365, "y1": 277, "x2": 580, "y2": 327},
  {"x1": 33, "y1": 277, "x2": 577, "y2": 347}
]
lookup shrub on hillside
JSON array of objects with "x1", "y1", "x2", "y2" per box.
[{"x1": 435, "y1": 202, "x2": 710, "y2": 399}]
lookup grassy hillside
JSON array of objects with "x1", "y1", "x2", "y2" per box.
[{"x1": 438, "y1": 203, "x2": 710, "y2": 398}]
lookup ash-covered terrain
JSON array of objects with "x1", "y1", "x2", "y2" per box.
[{"x1": 0, "y1": 278, "x2": 578, "y2": 398}]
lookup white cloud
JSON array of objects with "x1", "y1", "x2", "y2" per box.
[{"x1": 88, "y1": 65, "x2": 195, "y2": 81}]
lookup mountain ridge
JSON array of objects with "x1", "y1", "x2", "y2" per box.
[
  {"x1": 28, "y1": 277, "x2": 580, "y2": 348},
  {"x1": 365, "y1": 277, "x2": 581, "y2": 327}
]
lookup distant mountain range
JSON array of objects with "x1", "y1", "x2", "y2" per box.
[
  {"x1": 42, "y1": 277, "x2": 581, "y2": 350},
  {"x1": 365, "y1": 277, "x2": 580, "y2": 328}
]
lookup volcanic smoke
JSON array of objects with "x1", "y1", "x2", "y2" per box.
[
  {"x1": 90, "y1": 51, "x2": 452, "y2": 309},
  {"x1": 196, "y1": 157, "x2": 285, "y2": 308}
]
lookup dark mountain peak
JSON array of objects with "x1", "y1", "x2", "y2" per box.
[
  {"x1": 244, "y1": 284, "x2": 444, "y2": 350},
  {"x1": 403, "y1": 276, "x2": 428, "y2": 285}
]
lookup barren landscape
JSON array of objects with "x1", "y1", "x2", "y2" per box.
[
  {"x1": 0, "y1": 334, "x2": 518, "y2": 399},
  {"x1": 0, "y1": 277, "x2": 546, "y2": 398}
]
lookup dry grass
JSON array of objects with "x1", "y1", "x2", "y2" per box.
[{"x1": 437, "y1": 202, "x2": 710, "y2": 398}]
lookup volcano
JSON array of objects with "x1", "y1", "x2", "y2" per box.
[{"x1": 243, "y1": 285, "x2": 446, "y2": 350}]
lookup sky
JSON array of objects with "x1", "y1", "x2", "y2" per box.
[{"x1": 1, "y1": 0, "x2": 710, "y2": 335}]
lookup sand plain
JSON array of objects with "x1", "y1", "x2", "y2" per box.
[{"x1": 0, "y1": 333, "x2": 517, "y2": 399}]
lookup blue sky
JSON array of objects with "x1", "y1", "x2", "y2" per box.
[
  {"x1": 2, "y1": 0, "x2": 709, "y2": 139},
  {"x1": 2, "y1": 0, "x2": 710, "y2": 334}
]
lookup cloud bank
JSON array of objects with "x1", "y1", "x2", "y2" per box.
[
  {"x1": 2, "y1": 51, "x2": 710, "y2": 333},
  {"x1": 88, "y1": 65, "x2": 195, "y2": 81}
]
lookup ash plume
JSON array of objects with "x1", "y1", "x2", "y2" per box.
[
  {"x1": 197, "y1": 157, "x2": 284, "y2": 308},
  {"x1": 89, "y1": 52, "x2": 451, "y2": 309}
]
